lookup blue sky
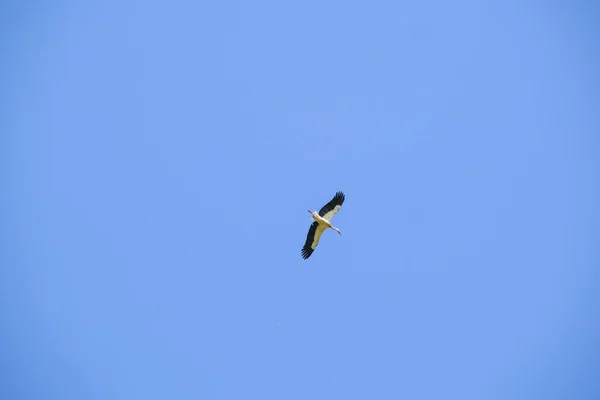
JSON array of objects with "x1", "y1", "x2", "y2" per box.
[{"x1": 2, "y1": 1, "x2": 599, "y2": 399}]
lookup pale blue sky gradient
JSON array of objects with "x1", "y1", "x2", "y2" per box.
[{"x1": 2, "y1": 1, "x2": 600, "y2": 399}]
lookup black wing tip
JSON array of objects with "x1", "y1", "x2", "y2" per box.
[
  {"x1": 301, "y1": 247, "x2": 314, "y2": 259},
  {"x1": 317, "y1": 191, "x2": 346, "y2": 217},
  {"x1": 301, "y1": 223, "x2": 318, "y2": 259}
]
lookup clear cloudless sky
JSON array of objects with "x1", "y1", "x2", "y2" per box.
[{"x1": 1, "y1": 1, "x2": 600, "y2": 399}]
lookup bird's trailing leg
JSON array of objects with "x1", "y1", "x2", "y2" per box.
[{"x1": 332, "y1": 226, "x2": 342, "y2": 235}]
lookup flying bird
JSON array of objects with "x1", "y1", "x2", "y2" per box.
[{"x1": 301, "y1": 191, "x2": 345, "y2": 259}]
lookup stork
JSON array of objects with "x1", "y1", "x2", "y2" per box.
[{"x1": 301, "y1": 191, "x2": 345, "y2": 259}]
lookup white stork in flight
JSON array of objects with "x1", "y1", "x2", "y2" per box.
[{"x1": 301, "y1": 191, "x2": 345, "y2": 259}]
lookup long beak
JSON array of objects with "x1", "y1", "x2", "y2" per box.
[{"x1": 308, "y1": 209, "x2": 313, "y2": 213}]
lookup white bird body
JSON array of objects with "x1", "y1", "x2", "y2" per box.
[
  {"x1": 301, "y1": 192, "x2": 345, "y2": 259},
  {"x1": 310, "y1": 211, "x2": 332, "y2": 225}
]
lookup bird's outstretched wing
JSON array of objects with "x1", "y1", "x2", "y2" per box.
[
  {"x1": 301, "y1": 222, "x2": 327, "y2": 259},
  {"x1": 318, "y1": 191, "x2": 345, "y2": 221}
]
